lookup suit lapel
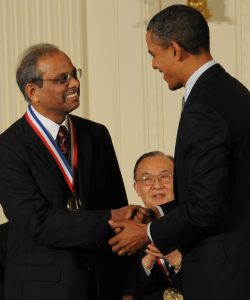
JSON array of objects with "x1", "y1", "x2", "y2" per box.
[
  {"x1": 185, "y1": 63, "x2": 225, "y2": 107},
  {"x1": 174, "y1": 64, "x2": 226, "y2": 199},
  {"x1": 23, "y1": 114, "x2": 93, "y2": 208},
  {"x1": 72, "y1": 118, "x2": 92, "y2": 208},
  {"x1": 175, "y1": 64, "x2": 226, "y2": 161},
  {"x1": 22, "y1": 116, "x2": 55, "y2": 163},
  {"x1": 23, "y1": 116, "x2": 72, "y2": 197}
]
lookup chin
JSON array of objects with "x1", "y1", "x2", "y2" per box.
[
  {"x1": 68, "y1": 100, "x2": 80, "y2": 113},
  {"x1": 169, "y1": 82, "x2": 183, "y2": 91},
  {"x1": 151, "y1": 198, "x2": 168, "y2": 206}
]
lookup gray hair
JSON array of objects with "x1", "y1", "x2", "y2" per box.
[
  {"x1": 133, "y1": 151, "x2": 174, "y2": 180},
  {"x1": 16, "y1": 43, "x2": 59, "y2": 102}
]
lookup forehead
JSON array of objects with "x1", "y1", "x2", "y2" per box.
[
  {"x1": 146, "y1": 31, "x2": 156, "y2": 50},
  {"x1": 37, "y1": 51, "x2": 74, "y2": 75},
  {"x1": 136, "y1": 155, "x2": 173, "y2": 175},
  {"x1": 146, "y1": 31, "x2": 166, "y2": 55}
]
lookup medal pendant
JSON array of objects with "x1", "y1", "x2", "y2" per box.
[
  {"x1": 163, "y1": 288, "x2": 184, "y2": 300},
  {"x1": 67, "y1": 193, "x2": 81, "y2": 211}
]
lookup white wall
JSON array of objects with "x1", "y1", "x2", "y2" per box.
[
  {"x1": 84, "y1": 0, "x2": 250, "y2": 205},
  {"x1": 0, "y1": 0, "x2": 250, "y2": 222}
]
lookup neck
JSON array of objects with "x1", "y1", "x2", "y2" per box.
[
  {"x1": 30, "y1": 104, "x2": 66, "y2": 124},
  {"x1": 183, "y1": 52, "x2": 213, "y2": 85}
]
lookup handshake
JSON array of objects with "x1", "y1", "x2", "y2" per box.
[{"x1": 109, "y1": 205, "x2": 160, "y2": 256}]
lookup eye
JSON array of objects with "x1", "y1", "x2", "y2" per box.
[
  {"x1": 160, "y1": 173, "x2": 172, "y2": 183},
  {"x1": 71, "y1": 69, "x2": 78, "y2": 79},
  {"x1": 57, "y1": 73, "x2": 69, "y2": 84},
  {"x1": 142, "y1": 176, "x2": 153, "y2": 184}
]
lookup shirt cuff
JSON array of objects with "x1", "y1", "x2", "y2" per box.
[
  {"x1": 147, "y1": 222, "x2": 153, "y2": 242},
  {"x1": 156, "y1": 205, "x2": 164, "y2": 216},
  {"x1": 147, "y1": 206, "x2": 164, "y2": 243}
]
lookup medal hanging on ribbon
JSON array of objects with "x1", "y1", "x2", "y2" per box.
[
  {"x1": 157, "y1": 258, "x2": 172, "y2": 285},
  {"x1": 25, "y1": 104, "x2": 81, "y2": 211},
  {"x1": 67, "y1": 193, "x2": 81, "y2": 212},
  {"x1": 163, "y1": 288, "x2": 183, "y2": 300},
  {"x1": 157, "y1": 258, "x2": 183, "y2": 300}
]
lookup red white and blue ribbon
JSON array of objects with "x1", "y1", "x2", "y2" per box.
[
  {"x1": 25, "y1": 104, "x2": 78, "y2": 193},
  {"x1": 157, "y1": 258, "x2": 172, "y2": 284}
]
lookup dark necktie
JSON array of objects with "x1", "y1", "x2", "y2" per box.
[
  {"x1": 56, "y1": 125, "x2": 70, "y2": 161},
  {"x1": 181, "y1": 96, "x2": 185, "y2": 111}
]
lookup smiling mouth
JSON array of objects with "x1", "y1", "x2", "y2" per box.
[
  {"x1": 66, "y1": 92, "x2": 78, "y2": 99},
  {"x1": 64, "y1": 88, "x2": 80, "y2": 101},
  {"x1": 152, "y1": 194, "x2": 166, "y2": 198}
]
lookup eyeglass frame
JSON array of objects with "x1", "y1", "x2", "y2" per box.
[
  {"x1": 135, "y1": 172, "x2": 173, "y2": 186},
  {"x1": 31, "y1": 68, "x2": 82, "y2": 85}
]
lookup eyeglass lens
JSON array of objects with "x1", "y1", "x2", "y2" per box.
[
  {"x1": 58, "y1": 69, "x2": 82, "y2": 84},
  {"x1": 140, "y1": 173, "x2": 171, "y2": 186}
]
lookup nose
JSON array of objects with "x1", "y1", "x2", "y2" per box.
[
  {"x1": 152, "y1": 58, "x2": 158, "y2": 70},
  {"x1": 152, "y1": 62, "x2": 158, "y2": 70},
  {"x1": 68, "y1": 75, "x2": 80, "y2": 88},
  {"x1": 152, "y1": 176, "x2": 163, "y2": 188}
]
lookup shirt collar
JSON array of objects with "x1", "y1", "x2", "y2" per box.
[
  {"x1": 184, "y1": 59, "x2": 217, "y2": 102},
  {"x1": 30, "y1": 106, "x2": 69, "y2": 140}
]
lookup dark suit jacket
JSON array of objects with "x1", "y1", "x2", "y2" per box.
[
  {"x1": 137, "y1": 249, "x2": 168, "y2": 300},
  {"x1": 151, "y1": 64, "x2": 250, "y2": 300},
  {"x1": 0, "y1": 115, "x2": 137, "y2": 300},
  {"x1": 0, "y1": 222, "x2": 8, "y2": 300}
]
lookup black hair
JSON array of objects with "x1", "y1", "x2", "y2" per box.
[{"x1": 147, "y1": 4, "x2": 210, "y2": 54}]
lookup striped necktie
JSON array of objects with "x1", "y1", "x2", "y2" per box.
[{"x1": 56, "y1": 125, "x2": 70, "y2": 161}]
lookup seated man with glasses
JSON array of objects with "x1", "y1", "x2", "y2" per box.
[{"x1": 133, "y1": 151, "x2": 182, "y2": 300}]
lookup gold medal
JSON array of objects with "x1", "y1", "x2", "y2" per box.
[
  {"x1": 163, "y1": 288, "x2": 184, "y2": 300},
  {"x1": 67, "y1": 193, "x2": 81, "y2": 211}
]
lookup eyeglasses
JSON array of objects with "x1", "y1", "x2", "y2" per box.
[
  {"x1": 32, "y1": 68, "x2": 82, "y2": 85},
  {"x1": 135, "y1": 172, "x2": 172, "y2": 186}
]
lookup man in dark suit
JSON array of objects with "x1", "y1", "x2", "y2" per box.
[
  {"x1": 0, "y1": 222, "x2": 8, "y2": 300},
  {"x1": 0, "y1": 43, "x2": 139, "y2": 300},
  {"x1": 109, "y1": 5, "x2": 250, "y2": 300}
]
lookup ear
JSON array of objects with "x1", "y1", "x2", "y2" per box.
[
  {"x1": 170, "y1": 41, "x2": 184, "y2": 60},
  {"x1": 134, "y1": 182, "x2": 142, "y2": 197},
  {"x1": 25, "y1": 83, "x2": 39, "y2": 103}
]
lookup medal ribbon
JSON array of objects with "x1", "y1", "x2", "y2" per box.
[
  {"x1": 25, "y1": 104, "x2": 78, "y2": 193},
  {"x1": 157, "y1": 258, "x2": 172, "y2": 285}
]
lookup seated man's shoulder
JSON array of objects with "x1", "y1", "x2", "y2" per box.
[{"x1": 0, "y1": 223, "x2": 9, "y2": 250}]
